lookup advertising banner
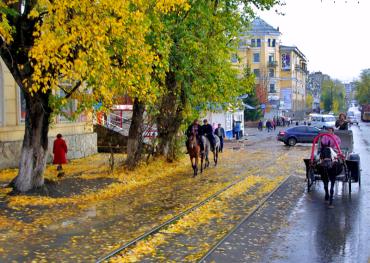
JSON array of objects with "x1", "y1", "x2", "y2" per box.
[{"x1": 280, "y1": 88, "x2": 292, "y2": 110}]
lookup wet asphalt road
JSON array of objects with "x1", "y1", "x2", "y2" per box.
[{"x1": 206, "y1": 123, "x2": 370, "y2": 263}]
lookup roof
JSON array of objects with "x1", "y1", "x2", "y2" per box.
[
  {"x1": 243, "y1": 17, "x2": 281, "y2": 36},
  {"x1": 280, "y1": 45, "x2": 307, "y2": 61}
]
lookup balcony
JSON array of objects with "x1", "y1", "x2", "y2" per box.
[{"x1": 268, "y1": 61, "x2": 278, "y2": 67}]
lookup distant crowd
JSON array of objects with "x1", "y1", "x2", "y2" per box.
[{"x1": 258, "y1": 116, "x2": 293, "y2": 132}]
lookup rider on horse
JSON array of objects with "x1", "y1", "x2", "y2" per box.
[
  {"x1": 186, "y1": 119, "x2": 204, "y2": 152},
  {"x1": 202, "y1": 119, "x2": 216, "y2": 151}
]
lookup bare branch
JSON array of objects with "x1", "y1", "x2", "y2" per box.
[{"x1": 64, "y1": 81, "x2": 82, "y2": 99}]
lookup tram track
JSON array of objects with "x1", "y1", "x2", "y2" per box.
[
  {"x1": 96, "y1": 175, "x2": 247, "y2": 262},
  {"x1": 96, "y1": 176, "x2": 290, "y2": 263},
  {"x1": 197, "y1": 174, "x2": 293, "y2": 263},
  {"x1": 96, "y1": 151, "x2": 291, "y2": 262}
]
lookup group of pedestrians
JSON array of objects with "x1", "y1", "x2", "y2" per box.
[
  {"x1": 258, "y1": 116, "x2": 293, "y2": 132},
  {"x1": 186, "y1": 119, "x2": 225, "y2": 153}
]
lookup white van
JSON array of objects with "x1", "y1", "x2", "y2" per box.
[{"x1": 308, "y1": 114, "x2": 336, "y2": 129}]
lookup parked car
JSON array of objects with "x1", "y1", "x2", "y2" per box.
[
  {"x1": 308, "y1": 114, "x2": 336, "y2": 129},
  {"x1": 277, "y1": 126, "x2": 321, "y2": 146}
]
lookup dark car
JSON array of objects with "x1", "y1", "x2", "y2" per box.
[{"x1": 277, "y1": 126, "x2": 320, "y2": 146}]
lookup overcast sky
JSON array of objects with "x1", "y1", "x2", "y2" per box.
[{"x1": 255, "y1": 0, "x2": 370, "y2": 82}]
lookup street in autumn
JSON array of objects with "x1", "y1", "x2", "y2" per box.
[
  {"x1": 1, "y1": 0, "x2": 370, "y2": 263},
  {"x1": 0, "y1": 124, "x2": 369, "y2": 262}
]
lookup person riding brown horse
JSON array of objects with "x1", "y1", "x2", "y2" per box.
[
  {"x1": 186, "y1": 119, "x2": 204, "y2": 176},
  {"x1": 186, "y1": 119, "x2": 203, "y2": 152}
]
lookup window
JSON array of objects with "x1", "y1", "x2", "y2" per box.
[
  {"x1": 293, "y1": 127, "x2": 306, "y2": 132},
  {"x1": 256, "y1": 39, "x2": 261, "y2": 47},
  {"x1": 18, "y1": 88, "x2": 26, "y2": 123},
  {"x1": 268, "y1": 39, "x2": 271, "y2": 47},
  {"x1": 231, "y1": 54, "x2": 238, "y2": 63},
  {"x1": 57, "y1": 83, "x2": 78, "y2": 123},
  {"x1": 269, "y1": 69, "x2": 274, "y2": 77},
  {"x1": 307, "y1": 127, "x2": 319, "y2": 133},
  {"x1": 239, "y1": 39, "x2": 247, "y2": 49},
  {"x1": 269, "y1": 84, "x2": 276, "y2": 93},
  {"x1": 251, "y1": 39, "x2": 256, "y2": 47},
  {"x1": 268, "y1": 54, "x2": 274, "y2": 63},
  {"x1": 272, "y1": 39, "x2": 276, "y2": 47},
  {"x1": 253, "y1": 69, "x2": 260, "y2": 78},
  {"x1": 253, "y1": 53, "x2": 260, "y2": 63}
]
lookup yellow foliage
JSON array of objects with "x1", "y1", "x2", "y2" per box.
[
  {"x1": 6, "y1": 155, "x2": 190, "y2": 208},
  {"x1": 109, "y1": 175, "x2": 285, "y2": 262}
]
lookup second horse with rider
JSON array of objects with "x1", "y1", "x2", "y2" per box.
[{"x1": 186, "y1": 119, "x2": 216, "y2": 153}]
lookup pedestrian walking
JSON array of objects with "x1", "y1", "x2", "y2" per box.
[
  {"x1": 214, "y1": 123, "x2": 225, "y2": 152},
  {"x1": 272, "y1": 119, "x2": 276, "y2": 131},
  {"x1": 53, "y1": 134, "x2": 68, "y2": 177},
  {"x1": 258, "y1": 119, "x2": 263, "y2": 131},
  {"x1": 266, "y1": 120, "x2": 272, "y2": 132}
]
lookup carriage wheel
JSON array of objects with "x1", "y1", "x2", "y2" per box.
[{"x1": 307, "y1": 166, "x2": 314, "y2": 192}]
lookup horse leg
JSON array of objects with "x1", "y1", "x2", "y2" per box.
[
  {"x1": 200, "y1": 153, "x2": 204, "y2": 173},
  {"x1": 329, "y1": 174, "x2": 336, "y2": 207},
  {"x1": 194, "y1": 156, "x2": 198, "y2": 177},
  {"x1": 322, "y1": 170, "x2": 329, "y2": 201}
]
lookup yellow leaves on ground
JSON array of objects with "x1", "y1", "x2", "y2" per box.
[
  {"x1": 5, "y1": 154, "x2": 190, "y2": 208},
  {"x1": 109, "y1": 175, "x2": 285, "y2": 263}
]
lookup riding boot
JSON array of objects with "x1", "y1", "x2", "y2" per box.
[{"x1": 185, "y1": 140, "x2": 189, "y2": 154}]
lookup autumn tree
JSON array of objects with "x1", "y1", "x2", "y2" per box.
[
  {"x1": 0, "y1": 0, "x2": 187, "y2": 192},
  {"x1": 154, "y1": 0, "x2": 280, "y2": 159},
  {"x1": 355, "y1": 69, "x2": 370, "y2": 104},
  {"x1": 321, "y1": 78, "x2": 346, "y2": 114},
  {"x1": 305, "y1": 93, "x2": 313, "y2": 110}
]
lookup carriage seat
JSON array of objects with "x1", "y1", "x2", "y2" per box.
[{"x1": 317, "y1": 130, "x2": 353, "y2": 155}]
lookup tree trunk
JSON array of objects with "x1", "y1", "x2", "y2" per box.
[
  {"x1": 156, "y1": 72, "x2": 186, "y2": 160},
  {"x1": 125, "y1": 98, "x2": 145, "y2": 169},
  {"x1": 13, "y1": 91, "x2": 52, "y2": 193}
]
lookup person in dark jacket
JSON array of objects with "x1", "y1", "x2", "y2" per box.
[
  {"x1": 258, "y1": 120, "x2": 263, "y2": 131},
  {"x1": 214, "y1": 123, "x2": 225, "y2": 152},
  {"x1": 53, "y1": 134, "x2": 68, "y2": 177},
  {"x1": 186, "y1": 119, "x2": 203, "y2": 152},
  {"x1": 266, "y1": 120, "x2": 272, "y2": 132},
  {"x1": 335, "y1": 112, "x2": 349, "y2": 130},
  {"x1": 202, "y1": 119, "x2": 216, "y2": 150}
]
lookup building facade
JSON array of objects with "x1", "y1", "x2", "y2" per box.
[
  {"x1": 279, "y1": 45, "x2": 308, "y2": 118},
  {"x1": 307, "y1": 71, "x2": 324, "y2": 112},
  {"x1": 235, "y1": 18, "x2": 308, "y2": 119},
  {"x1": 0, "y1": 58, "x2": 97, "y2": 169},
  {"x1": 238, "y1": 18, "x2": 281, "y2": 118}
]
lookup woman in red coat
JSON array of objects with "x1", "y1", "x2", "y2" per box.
[{"x1": 53, "y1": 134, "x2": 68, "y2": 174}]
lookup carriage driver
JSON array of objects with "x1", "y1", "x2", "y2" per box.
[
  {"x1": 202, "y1": 119, "x2": 216, "y2": 151},
  {"x1": 321, "y1": 126, "x2": 341, "y2": 150},
  {"x1": 186, "y1": 119, "x2": 204, "y2": 153}
]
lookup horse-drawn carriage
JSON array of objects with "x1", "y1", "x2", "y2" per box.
[{"x1": 303, "y1": 130, "x2": 361, "y2": 205}]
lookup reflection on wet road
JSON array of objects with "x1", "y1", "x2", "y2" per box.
[{"x1": 264, "y1": 124, "x2": 370, "y2": 263}]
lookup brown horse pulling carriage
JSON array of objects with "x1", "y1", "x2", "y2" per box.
[{"x1": 303, "y1": 130, "x2": 361, "y2": 206}]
